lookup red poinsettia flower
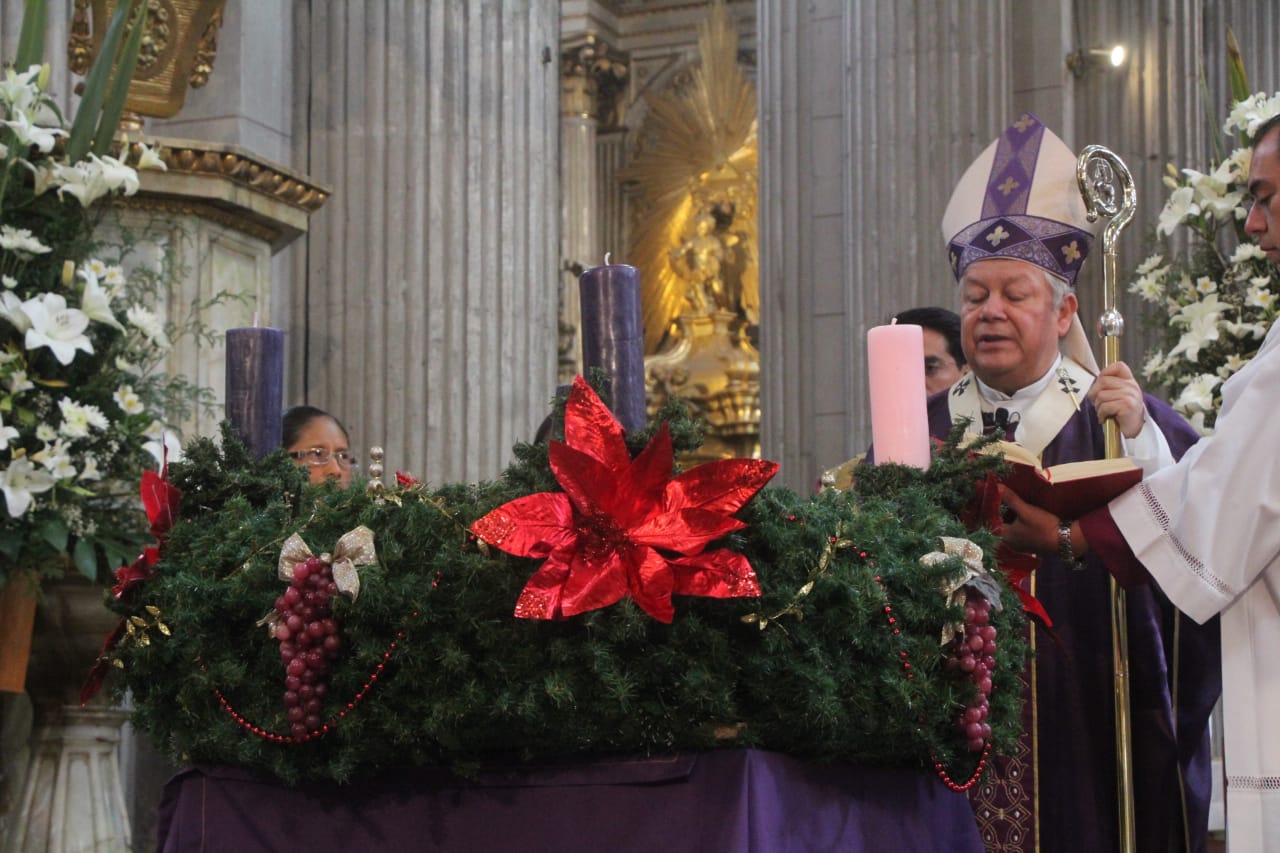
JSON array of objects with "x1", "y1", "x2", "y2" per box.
[
  {"x1": 112, "y1": 546, "x2": 159, "y2": 599},
  {"x1": 141, "y1": 465, "x2": 182, "y2": 542},
  {"x1": 395, "y1": 471, "x2": 420, "y2": 488},
  {"x1": 471, "y1": 376, "x2": 779, "y2": 623}
]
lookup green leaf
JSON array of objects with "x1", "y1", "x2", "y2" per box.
[
  {"x1": 38, "y1": 517, "x2": 68, "y2": 551},
  {"x1": 0, "y1": 528, "x2": 23, "y2": 560},
  {"x1": 1226, "y1": 27, "x2": 1250, "y2": 106},
  {"x1": 93, "y1": 0, "x2": 150, "y2": 157},
  {"x1": 15, "y1": 0, "x2": 47, "y2": 70},
  {"x1": 66, "y1": 0, "x2": 134, "y2": 163},
  {"x1": 73, "y1": 537, "x2": 98, "y2": 581}
]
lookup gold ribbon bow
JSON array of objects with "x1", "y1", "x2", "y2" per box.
[
  {"x1": 919, "y1": 536, "x2": 1002, "y2": 646},
  {"x1": 277, "y1": 525, "x2": 378, "y2": 603}
]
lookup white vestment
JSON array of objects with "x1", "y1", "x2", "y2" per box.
[{"x1": 1110, "y1": 320, "x2": 1280, "y2": 852}]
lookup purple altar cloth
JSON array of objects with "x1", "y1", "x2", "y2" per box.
[{"x1": 156, "y1": 750, "x2": 983, "y2": 852}]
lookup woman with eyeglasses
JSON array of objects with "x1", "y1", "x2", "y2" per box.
[{"x1": 282, "y1": 405, "x2": 357, "y2": 488}]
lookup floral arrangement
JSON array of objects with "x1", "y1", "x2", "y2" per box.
[
  {"x1": 1128, "y1": 89, "x2": 1280, "y2": 432},
  {"x1": 99, "y1": 392, "x2": 1026, "y2": 787},
  {"x1": 0, "y1": 0, "x2": 204, "y2": 586}
]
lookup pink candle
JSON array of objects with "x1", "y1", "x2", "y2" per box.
[{"x1": 867, "y1": 322, "x2": 931, "y2": 468}]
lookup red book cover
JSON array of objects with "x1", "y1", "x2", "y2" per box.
[{"x1": 1001, "y1": 456, "x2": 1142, "y2": 520}]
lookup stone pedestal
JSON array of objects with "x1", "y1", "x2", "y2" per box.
[
  {"x1": 5, "y1": 707, "x2": 132, "y2": 853},
  {"x1": 4, "y1": 581, "x2": 128, "y2": 853}
]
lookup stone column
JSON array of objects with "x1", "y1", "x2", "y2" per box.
[
  {"x1": 756, "y1": 0, "x2": 1013, "y2": 491},
  {"x1": 295, "y1": 1, "x2": 560, "y2": 483},
  {"x1": 559, "y1": 36, "x2": 629, "y2": 384}
]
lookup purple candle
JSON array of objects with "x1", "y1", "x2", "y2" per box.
[
  {"x1": 579, "y1": 261, "x2": 647, "y2": 432},
  {"x1": 225, "y1": 327, "x2": 284, "y2": 459}
]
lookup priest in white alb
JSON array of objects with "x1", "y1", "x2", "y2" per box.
[{"x1": 1002, "y1": 111, "x2": 1280, "y2": 852}]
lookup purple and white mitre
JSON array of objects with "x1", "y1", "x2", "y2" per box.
[{"x1": 942, "y1": 113, "x2": 1101, "y2": 288}]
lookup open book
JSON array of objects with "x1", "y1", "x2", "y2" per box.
[{"x1": 982, "y1": 439, "x2": 1142, "y2": 520}]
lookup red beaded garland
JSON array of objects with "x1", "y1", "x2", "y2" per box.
[
  {"x1": 868, "y1": 552, "x2": 992, "y2": 787},
  {"x1": 205, "y1": 612, "x2": 418, "y2": 745}
]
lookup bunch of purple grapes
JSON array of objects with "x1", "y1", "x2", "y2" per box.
[
  {"x1": 273, "y1": 556, "x2": 342, "y2": 738},
  {"x1": 944, "y1": 590, "x2": 997, "y2": 752}
]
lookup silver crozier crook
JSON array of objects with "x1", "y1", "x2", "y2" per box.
[{"x1": 1076, "y1": 144, "x2": 1138, "y2": 853}]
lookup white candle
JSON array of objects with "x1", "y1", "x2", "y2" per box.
[{"x1": 867, "y1": 322, "x2": 931, "y2": 468}]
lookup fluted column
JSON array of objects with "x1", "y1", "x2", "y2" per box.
[{"x1": 295, "y1": 1, "x2": 560, "y2": 483}]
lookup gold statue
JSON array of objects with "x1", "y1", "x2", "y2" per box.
[{"x1": 623, "y1": 0, "x2": 758, "y2": 353}]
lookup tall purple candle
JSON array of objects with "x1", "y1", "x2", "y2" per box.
[
  {"x1": 579, "y1": 261, "x2": 647, "y2": 432},
  {"x1": 225, "y1": 327, "x2": 284, "y2": 459}
]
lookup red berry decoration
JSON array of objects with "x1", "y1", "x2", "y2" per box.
[
  {"x1": 273, "y1": 555, "x2": 343, "y2": 735},
  {"x1": 945, "y1": 589, "x2": 998, "y2": 753}
]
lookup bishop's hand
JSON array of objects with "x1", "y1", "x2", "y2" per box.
[{"x1": 1089, "y1": 361, "x2": 1146, "y2": 438}]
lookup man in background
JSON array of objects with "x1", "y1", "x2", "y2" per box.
[{"x1": 895, "y1": 306, "x2": 968, "y2": 395}]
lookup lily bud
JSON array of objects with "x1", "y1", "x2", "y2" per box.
[
  {"x1": 62, "y1": 260, "x2": 75, "y2": 286},
  {"x1": 37, "y1": 63, "x2": 50, "y2": 91}
]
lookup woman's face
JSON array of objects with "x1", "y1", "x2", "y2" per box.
[{"x1": 287, "y1": 417, "x2": 354, "y2": 488}]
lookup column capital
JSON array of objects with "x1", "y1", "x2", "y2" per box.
[{"x1": 560, "y1": 35, "x2": 630, "y2": 129}]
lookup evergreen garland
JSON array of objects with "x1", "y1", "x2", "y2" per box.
[{"x1": 107, "y1": 419, "x2": 1025, "y2": 786}]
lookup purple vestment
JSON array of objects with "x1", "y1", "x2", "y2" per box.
[{"x1": 924, "y1": 390, "x2": 1221, "y2": 852}]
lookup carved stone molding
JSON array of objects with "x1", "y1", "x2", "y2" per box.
[
  {"x1": 126, "y1": 137, "x2": 331, "y2": 250},
  {"x1": 561, "y1": 35, "x2": 631, "y2": 129}
]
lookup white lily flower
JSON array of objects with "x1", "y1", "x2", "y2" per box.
[
  {"x1": 0, "y1": 292, "x2": 31, "y2": 333},
  {"x1": 22, "y1": 293, "x2": 93, "y2": 365},
  {"x1": 1157, "y1": 186, "x2": 1200, "y2": 236},
  {"x1": 79, "y1": 456, "x2": 102, "y2": 481},
  {"x1": 1168, "y1": 295, "x2": 1224, "y2": 363},
  {"x1": 0, "y1": 457, "x2": 55, "y2": 518},
  {"x1": 35, "y1": 424, "x2": 56, "y2": 442},
  {"x1": 0, "y1": 65, "x2": 42, "y2": 113},
  {"x1": 78, "y1": 268, "x2": 125, "y2": 331},
  {"x1": 0, "y1": 224, "x2": 51, "y2": 257},
  {"x1": 133, "y1": 142, "x2": 167, "y2": 172},
  {"x1": 1174, "y1": 374, "x2": 1222, "y2": 414},
  {"x1": 0, "y1": 413, "x2": 19, "y2": 451},
  {"x1": 1, "y1": 110, "x2": 64, "y2": 153}
]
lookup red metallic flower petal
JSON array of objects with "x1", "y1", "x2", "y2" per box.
[
  {"x1": 613, "y1": 424, "x2": 674, "y2": 525},
  {"x1": 669, "y1": 549, "x2": 762, "y2": 599},
  {"x1": 471, "y1": 493, "x2": 577, "y2": 558},
  {"x1": 513, "y1": 549, "x2": 575, "y2": 619},
  {"x1": 549, "y1": 441, "x2": 616, "y2": 516},
  {"x1": 140, "y1": 468, "x2": 182, "y2": 540},
  {"x1": 564, "y1": 375, "x2": 631, "y2": 471},
  {"x1": 555, "y1": 548, "x2": 631, "y2": 619},
  {"x1": 622, "y1": 545, "x2": 675, "y2": 623},
  {"x1": 628, "y1": 508, "x2": 745, "y2": 555},
  {"x1": 664, "y1": 458, "x2": 779, "y2": 515}
]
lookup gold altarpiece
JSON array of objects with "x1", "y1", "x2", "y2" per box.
[{"x1": 625, "y1": 1, "x2": 761, "y2": 463}]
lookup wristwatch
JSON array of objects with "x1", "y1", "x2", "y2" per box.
[{"x1": 1058, "y1": 520, "x2": 1085, "y2": 570}]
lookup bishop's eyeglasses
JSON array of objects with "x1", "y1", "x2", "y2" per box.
[{"x1": 289, "y1": 447, "x2": 358, "y2": 469}]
